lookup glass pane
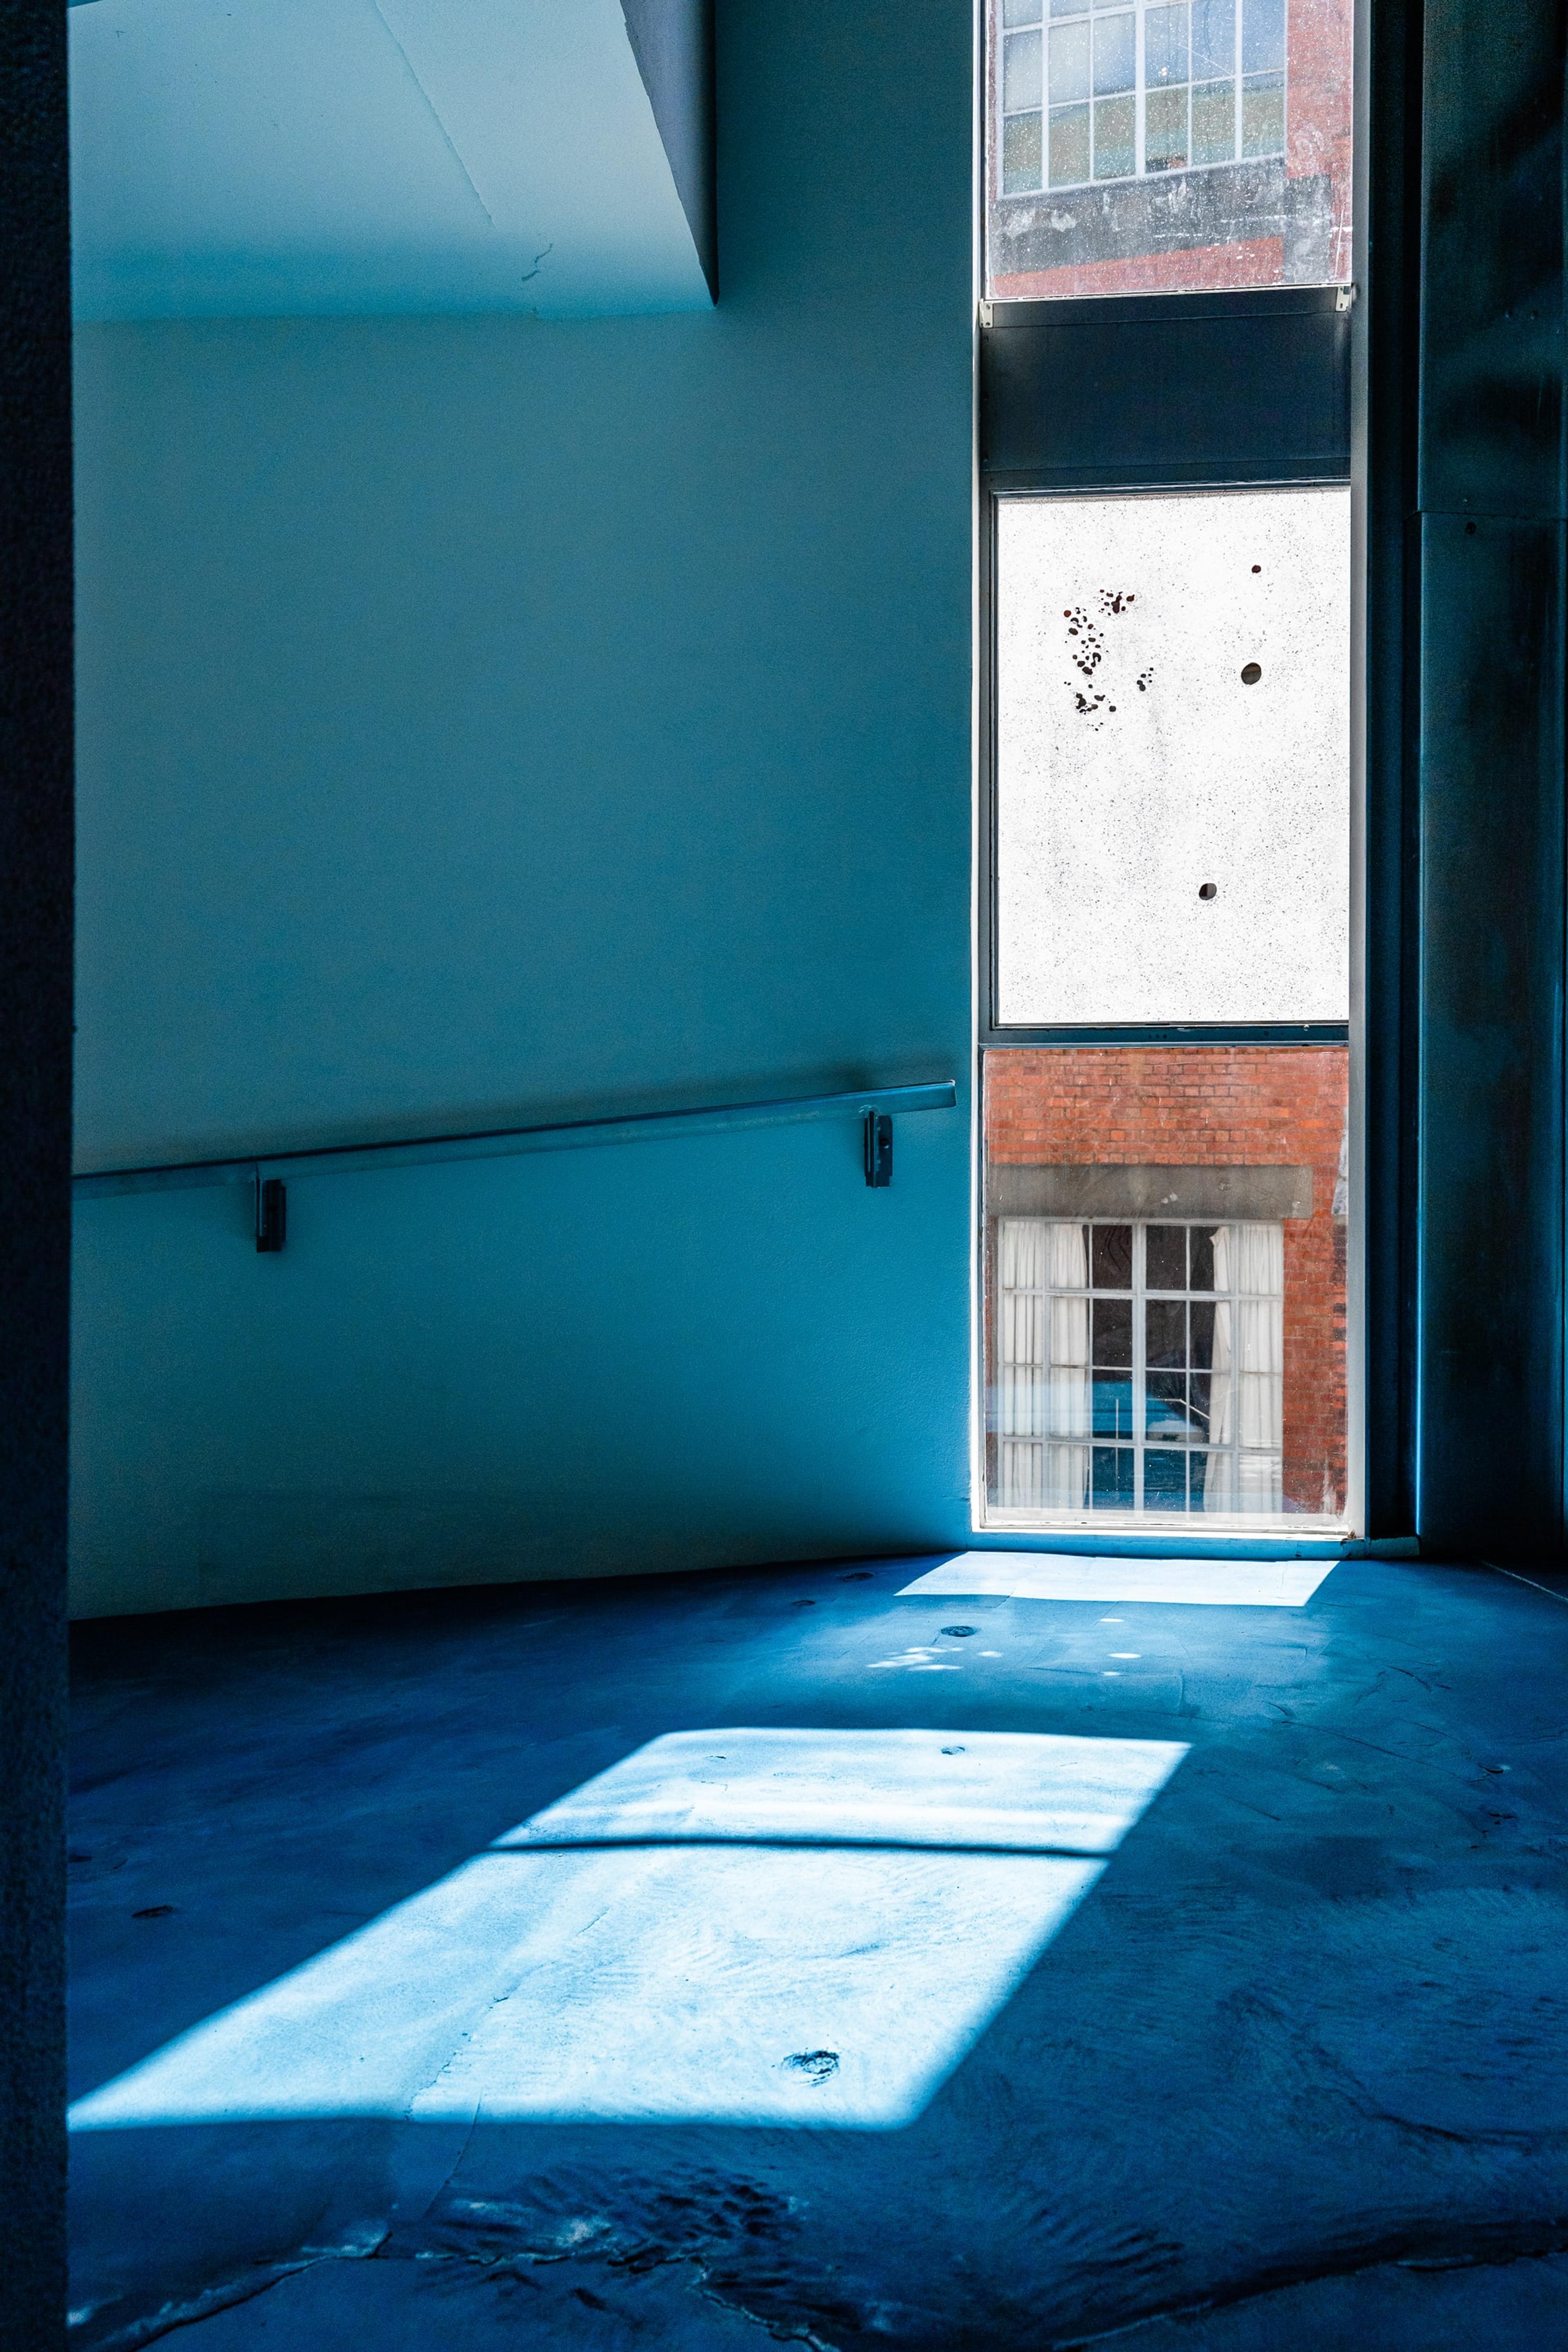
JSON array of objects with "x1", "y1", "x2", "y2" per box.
[
  {"x1": 1093, "y1": 93, "x2": 1136, "y2": 179},
  {"x1": 1091, "y1": 1223, "x2": 1133, "y2": 1287},
  {"x1": 1146, "y1": 1223, "x2": 1186, "y2": 1289},
  {"x1": 1189, "y1": 1229, "x2": 1216, "y2": 1294},
  {"x1": 1145, "y1": 5, "x2": 1189, "y2": 84},
  {"x1": 1189, "y1": 0, "x2": 1234, "y2": 81},
  {"x1": 1091, "y1": 1447, "x2": 1135, "y2": 1506},
  {"x1": 1242, "y1": 0, "x2": 1285, "y2": 74},
  {"x1": 996, "y1": 487, "x2": 1350, "y2": 1027},
  {"x1": 1092, "y1": 1295, "x2": 1133, "y2": 1367},
  {"x1": 1145, "y1": 1297, "x2": 1187, "y2": 1368},
  {"x1": 1144, "y1": 84, "x2": 1189, "y2": 171},
  {"x1": 1003, "y1": 109, "x2": 1045, "y2": 191},
  {"x1": 985, "y1": 0, "x2": 1352, "y2": 296},
  {"x1": 1143, "y1": 1448, "x2": 1188, "y2": 1509},
  {"x1": 1048, "y1": 104, "x2": 1091, "y2": 184},
  {"x1": 1190, "y1": 77, "x2": 1236, "y2": 164},
  {"x1": 1242, "y1": 71, "x2": 1285, "y2": 157},
  {"x1": 984, "y1": 1047, "x2": 1348, "y2": 1530},
  {"x1": 1145, "y1": 1369, "x2": 1189, "y2": 1435},
  {"x1": 1092, "y1": 13, "x2": 1135, "y2": 93},
  {"x1": 1092, "y1": 1374, "x2": 1135, "y2": 1438},
  {"x1": 1049, "y1": 20, "x2": 1091, "y2": 104},
  {"x1": 1005, "y1": 27, "x2": 1044, "y2": 109}
]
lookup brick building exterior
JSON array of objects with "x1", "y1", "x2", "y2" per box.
[
  {"x1": 985, "y1": 1045, "x2": 1348, "y2": 1515},
  {"x1": 986, "y1": 0, "x2": 1353, "y2": 301}
]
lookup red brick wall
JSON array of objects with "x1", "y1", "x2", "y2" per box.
[
  {"x1": 985, "y1": 1045, "x2": 1348, "y2": 1514},
  {"x1": 987, "y1": 0, "x2": 1354, "y2": 302}
]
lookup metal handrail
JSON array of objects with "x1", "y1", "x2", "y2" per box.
[{"x1": 73, "y1": 1078, "x2": 958, "y2": 1200}]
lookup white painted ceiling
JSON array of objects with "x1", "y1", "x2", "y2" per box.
[{"x1": 69, "y1": 0, "x2": 713, "y2": 319}]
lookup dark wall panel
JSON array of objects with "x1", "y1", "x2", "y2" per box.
[
  {"x1": 1417, "y1": 516, "x2": 1565, "y2": 1550},
  {"x1": 0, "y1": 0, "x2": 74, "y2": 2337},
  {"x1": 1419, "y1": 0, "x2": 1566, "y2": 523},
  {"x1": 1413, "y1": 0, "x2": 1568, "y2": 1554},
  {"x1": 980, "y1": 287, "x2": 1350, "y2": 488}
]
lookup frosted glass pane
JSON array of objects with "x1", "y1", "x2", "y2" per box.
[{"x1": 995, "y1": 486, "x2": 1350, "y2": 1026}]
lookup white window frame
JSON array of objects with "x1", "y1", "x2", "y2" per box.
[{"x1": 992, "y1": 1214, "x2": 1285, "y2": 1518}]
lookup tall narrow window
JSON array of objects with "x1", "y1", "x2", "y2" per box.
[{"x1": 979, "y1": 470, "x2": 1352, "y2": 1532}]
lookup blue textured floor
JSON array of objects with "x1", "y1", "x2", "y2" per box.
[{"x1": 68, "y1": 1553, "x2": 1568, "y2": 2348}]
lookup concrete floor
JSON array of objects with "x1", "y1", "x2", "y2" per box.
[{"x1": 69, "y1": 1553, "x2": 1568, "y2": 2348}]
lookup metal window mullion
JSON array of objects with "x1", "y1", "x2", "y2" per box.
[
  {"x1": 1233, "y1": 0, "x2": 1242, "y2": 160},
  {"x1": 1134, "y1": 0, "x2": 1146, "y2": 176},
  {"x1": 1131, "y1": 1222, "x2": 1146, "y2": 1510}
]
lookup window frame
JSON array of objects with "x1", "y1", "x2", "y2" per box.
[
  {"x1": 971, "y1": 271, "x2": 1369, "y2": 1541},
  {"x1": 990, "y1": 1213, "x2": 1290, "y2": 1521}
]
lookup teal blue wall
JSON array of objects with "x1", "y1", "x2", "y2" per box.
[{"x1": 69, "y1": 0, "x2": 976, "y2": 1615}]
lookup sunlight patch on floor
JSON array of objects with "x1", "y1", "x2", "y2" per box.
[
  {"x1": 69, "y1": 1727, "x2": 1185, "y2": 2132},
  {"x1": 901, "y1": 1553, "x2": 1336, "y2": 1606}
]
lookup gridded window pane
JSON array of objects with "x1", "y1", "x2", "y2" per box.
[
  {"x1": 1092, "y1": 1447, "x2": 1136, "y2": 1507},
  {"x1": 1092, "y1": 1224, "x2": 1133, "y2": 1287},
  {"x1": 1094, "y1": 94, "x2": 1136, "y2": 177},
  {"x1": 1189, "y1": 0, "x2": 1234, "y2": 81},
  {"x1": 1093, "y1": 1296, "x2": 1134, "y2": 1368},
  {"x1": 1048, "y1": 102, "x2": 1091, "y2": 183},
  {"x1": 1146, "y1": 1224, "x2": 1186, "y2": 1289},
  {"x1": 1146, "y1": 1369, "x2": 1189, "y2": 1435},
  {"x1": 1241, "y1": 0, "x2": 1284, "y2": 71},
  {"x1": 1143, "y1": 1448, "x2": 1188, "y2": 1506},
  {"x1": 1190, "y1": 78, "x2": 1236, "y2": 164},
  {"x1": 1003, "y1": 110, "x2": 1044, "y2": 190},
  {"x1": 1093, "y1": 1377, "x2": 1135, "y2": 1438},
  {"x1": 1189, "y1": 1228, "x2": 1216, "y2": 1293},
  {"x1": 1049, "y1": 20, "x2": 1091, "y2": 104},
  {"x1": 1145, "y1": 4, "x2": 1189, "y2": 83},
  {"x1": 1190, "y1": 1298, "x2": 1216, "y2": 1367},
  {"x1": 1145, "y1": 87, "x2": 1189, "y2": 168},
  {"x1": 1145, "y1": 1297, "x2": 1187, "y2": 1369},
  {"x1": 1005, "y1": 28, "x2": 1044, "y2": 107},
  {"x1": 1241, "y1": 71, "x2": 1284, "y2": 155},
  {"x1": 1093, "y1": 12, "x2": 1135, "y2": 92},
  {"x1": 989, "y1": 0, "x2": 1352, "y2": 296}
]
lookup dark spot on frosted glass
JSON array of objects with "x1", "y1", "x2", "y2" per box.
[{"x1": 1241, "y1": 661, "x2": 1262, "y2": 684}]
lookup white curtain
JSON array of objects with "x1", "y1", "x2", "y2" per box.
[
  {"x1": 997, "y1": 1219, "x2": 1089, "y2": 1508},
  {"x1": 1205, "y1": 1223, "x2": 1283, "y2": 1514}
]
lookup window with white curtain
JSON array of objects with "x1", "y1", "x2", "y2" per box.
[{"x1": 994, "y1": 1216, "x2": 1283, "y2": 1516}]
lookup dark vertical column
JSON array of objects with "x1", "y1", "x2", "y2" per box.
[
  {"x1": 1414, "y1": 0, "x2": 1567, "y2": 1554},
  {"x1": 0, "y1": 0, "x2": 74, "y2": 2341},
  {"x1": 1360, "y1": 0, "x2": 1424, "y2": 1536}
]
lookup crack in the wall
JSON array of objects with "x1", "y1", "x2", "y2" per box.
[{"x1": 369, "y1": 0, "x2": 495, "y2": 227}]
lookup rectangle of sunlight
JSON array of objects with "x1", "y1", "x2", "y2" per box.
[
  {"x1": 900, "y1": 1553, "x2": 1336, "y2": 1606},
  {"x1": 69, "y1": 1728, "x2": 1185, "y2": 2134},
  {"x1": 504, "y1": 1726, "x2": 1184, "y2": 1854}
]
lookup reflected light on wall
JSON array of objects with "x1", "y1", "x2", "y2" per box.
[{"x1": 69, "y1": 1728, "x2": 1186, "y2": 2133}]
